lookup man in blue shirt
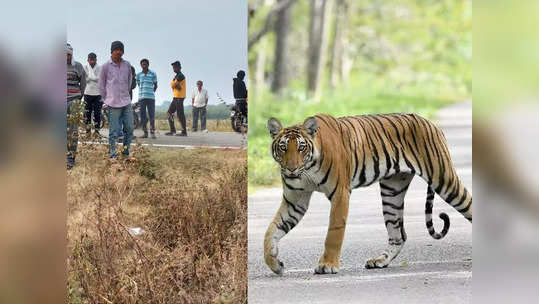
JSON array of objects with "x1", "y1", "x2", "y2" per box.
[{"x1": 136, "y1": 58, "x2": 158, "y2": 138}]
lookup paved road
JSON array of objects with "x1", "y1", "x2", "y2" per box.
[
  {"x1": 85, "y1": 129, "x2": 247, "y2": 149},
  {"x1": 248, "y1": 102, "x2": 472, "y2": 303}
]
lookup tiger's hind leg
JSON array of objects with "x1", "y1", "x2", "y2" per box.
[{"x1": 365, "y1": 173, "x2": 414, "y2": 269}]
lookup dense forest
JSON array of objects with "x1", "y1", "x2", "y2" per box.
[
  {"x1": 248, "y1": 0, "x2": 472, "y2": 187},
  {"x1": 248, "y1": 0, "x2": 471, "y2": 100}
]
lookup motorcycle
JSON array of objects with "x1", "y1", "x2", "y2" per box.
[
  {"x1": 229, "y1": 103, "x2": 247, "y2": 133},
  {"x1": 217, "y1": 93, "x2": 247, "y2": 133}
]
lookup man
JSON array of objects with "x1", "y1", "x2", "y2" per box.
[
  {"x1": 191, "y1": 80, "x2": 208, "y2": 132},
  {"x1": 136, "y1": 58, "x2": 158, "y2": 138},
  {"x1": 167, "y1": 61, "x2": 187, "y2": 136},
  {"x1": 66, "y1": 43, "x2": 86, "y2": 169},
  {"x1": 99, "y1": 40, "x2": 135, "y2": 159},
  {"x1": 66, "y1": 43, "x2": 86, "y2": 170},
  {"x1": 83, "y1": 52, "x2": 101, "y2": 136},
  {"x1": 233, "y1": 70, "x2": 248, "y2": 125}
]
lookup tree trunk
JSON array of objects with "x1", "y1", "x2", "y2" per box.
[
  {"x1": 255, "y1": 38, "x2": 268, "y2": 100},
  {"x1": 307, "y1": 0, "x2": 330, "y2": 99},
  {"x1": 248, "y1": 0, "x2": 297, "y2": 50},
  {"x1": 271, "y1": 0, "x2": 294, "y2": 94},
  {"x1": 254, "y1": 0, "x2": 273, "y2": 99},
  {"x1": 329, "y1": 0, "x2": 348, "y2": 89}
]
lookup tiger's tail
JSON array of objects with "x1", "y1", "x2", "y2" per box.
[{"x1": 425, "y1": 186, "x2": 450, "y2": 239}]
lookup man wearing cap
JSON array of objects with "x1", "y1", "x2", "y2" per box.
[
  {"x1": 136, "y1": 58, "x2": 158, "y2": 138},
  {"x1": 166, "y1": 61, "x2": 187, "y2": 136},
  {"x1": 99, "y1": 40, "x2": 135, "y2": 159},
  {"x1": 83, "y1": 52, "x2": 102, "y2": 136},
  {"x1": 66, "y1": 43, "x2": 86, "y2": 169}
]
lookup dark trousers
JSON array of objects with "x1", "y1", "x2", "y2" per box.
[
  {"x1": 236, "y1": 100, "x2": 247, "y2": 118},
  {"x1": 192, "y1": 106, "x2": 207, "y2": 131},
  {"x1": 84, "y1": 95, "x2": 102, "y2": 130},
  {"x1": 167, "y1": 97, "x2": 186, "y2": 133},
  {"x1": 140, "y1": 98, "x2": 155, "y2": 133}
]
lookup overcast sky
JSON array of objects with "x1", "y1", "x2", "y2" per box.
[{"x1": 67, "y1": 0, "x2": 247, "y2": 105}]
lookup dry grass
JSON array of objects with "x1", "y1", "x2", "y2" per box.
[{"x1": 67, "y1": 143, "x2": 246, "y2": 303}]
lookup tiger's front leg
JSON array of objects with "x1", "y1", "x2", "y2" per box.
[
  {"x1": 264, "y1": 190, "x2": 313, "y2": 275},
  {"x1": 315, "y1": 187, "x2": 350, "y2": 274}
]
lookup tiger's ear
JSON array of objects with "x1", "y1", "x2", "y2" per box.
[
  {"x1": 303, "y1": 116, "x2": 318, "y2": 137},
  {"x1": 267, "y1": 117, "x2": 282, "y2": 139}
]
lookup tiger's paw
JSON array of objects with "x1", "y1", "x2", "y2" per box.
[
  {"x1": 314, "y1": 263, "x2": 339, "y2": 274},
  {"x1": 265, "y1": 255, "x2": 284, "y2": 276},
  {"x1": 364, "y1": 255, "x2": 389, "y2": 269}
]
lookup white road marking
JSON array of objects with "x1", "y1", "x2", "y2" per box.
[
  {"x1": 255, "y1": 270, "x2": 471, "y2": 285},
  {"x1": 280, "y1": 259, "x2": 471, "y2": 273}
]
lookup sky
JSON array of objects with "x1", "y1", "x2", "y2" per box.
[{"x1": 67, "y1": 0, "x2": 247, "y2": 105}]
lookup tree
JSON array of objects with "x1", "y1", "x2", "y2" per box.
[
  {"x1": 271, "y1": 0, "x2": 295, "y2": 94},
  {"x1": 253, "y1": 0, "x2": 273, "y2": 99},
  {"x1": 307, "y1": 0, "x2": 330, "y2": 99},
  {"x1": 248, "y1": 0, "x2": 297, "y2": 50},
  {"x1": 328, "y1": 0, "x2": 349, "y2": 88}
]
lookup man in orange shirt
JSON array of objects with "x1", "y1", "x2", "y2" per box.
[{"x1": 166, "y1": 61, "x2": 187, "y2": 136}]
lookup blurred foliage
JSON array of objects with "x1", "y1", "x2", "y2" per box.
[{"x1": 248, "y1": 0, "x2": 471, "y2": 187}]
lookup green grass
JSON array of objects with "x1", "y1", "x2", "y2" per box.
[{"x1": 248, "y1": 75, "x2": 463, "y2": 189}]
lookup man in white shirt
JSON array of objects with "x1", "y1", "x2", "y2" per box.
[
  {"x1": 83, "y1": 52, "x2": 102, "y2": 135},
  {"x1": 191, "y1": 80, "x2": 209, "y2": 132}
]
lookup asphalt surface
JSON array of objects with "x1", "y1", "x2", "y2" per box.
[
  {"x1": 248, "y1": 102, "x2": 472, "y2": 303},
  {"x1": 86, "y1": 128, "x2": 247, "y2": 149}
]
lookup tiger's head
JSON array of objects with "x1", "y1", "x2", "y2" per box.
[{"x1": 267, "y1": 116, "x2": 319, "y2": 178}]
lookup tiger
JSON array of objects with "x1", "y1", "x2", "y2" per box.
[{"x1": 264, "y1": 113, "x2": 472, "y2": 275}]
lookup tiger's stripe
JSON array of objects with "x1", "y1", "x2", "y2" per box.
[{"x1": 264, "y1": 113, "x2": 472, "y2": 275}]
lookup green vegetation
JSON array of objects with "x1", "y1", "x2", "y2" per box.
[{"x1": 248, "y1": 0, "x2": 471, "y2": 188}]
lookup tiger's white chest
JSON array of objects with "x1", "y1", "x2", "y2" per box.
[{"x1": 281, "y1": 159, "x2": 331, "y2": 193}]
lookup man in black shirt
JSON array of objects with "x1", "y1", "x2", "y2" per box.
[{"x1": 233, "y1": 70, "x2": 247, "y2": 124}]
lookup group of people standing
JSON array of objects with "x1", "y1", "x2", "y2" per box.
[{"x1": 66, "y1": 40, "x2": 216, "y2": 169}]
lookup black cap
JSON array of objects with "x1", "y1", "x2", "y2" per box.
[
  {"x1": 111, "y1": 41, "x2": 124, "y2": 53},
  {"x1": 237, "y1": 70, "x2": 246, "y2": 79},
  {"x1": 171, "y1": 61, "x2": 181, "y2": 68},
  {"x1": 88, "y1": 52, "x2": 97, "y2": 59}
]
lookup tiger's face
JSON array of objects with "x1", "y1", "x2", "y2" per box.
[{"x1": 267, "y1": 117, "x2": 319, "y2": 178}]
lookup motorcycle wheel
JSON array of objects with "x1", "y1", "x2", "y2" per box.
[
  {"x1": 101, "y1": 109, "x2": 108, "y2": 129},
  {"x1": 231, "y1": 118, "x2": 239, "y2": 132},
  {"x1": 133, "y1": 113, "x2": 140, "y2": 129}
]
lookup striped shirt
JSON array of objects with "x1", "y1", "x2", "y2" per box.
[
  {"x1": 67, "y1": 60, "x2": 86, "y2": 102},
  {"x1": 136, "y1": 69, "x2": 157, "y2": 100}
]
